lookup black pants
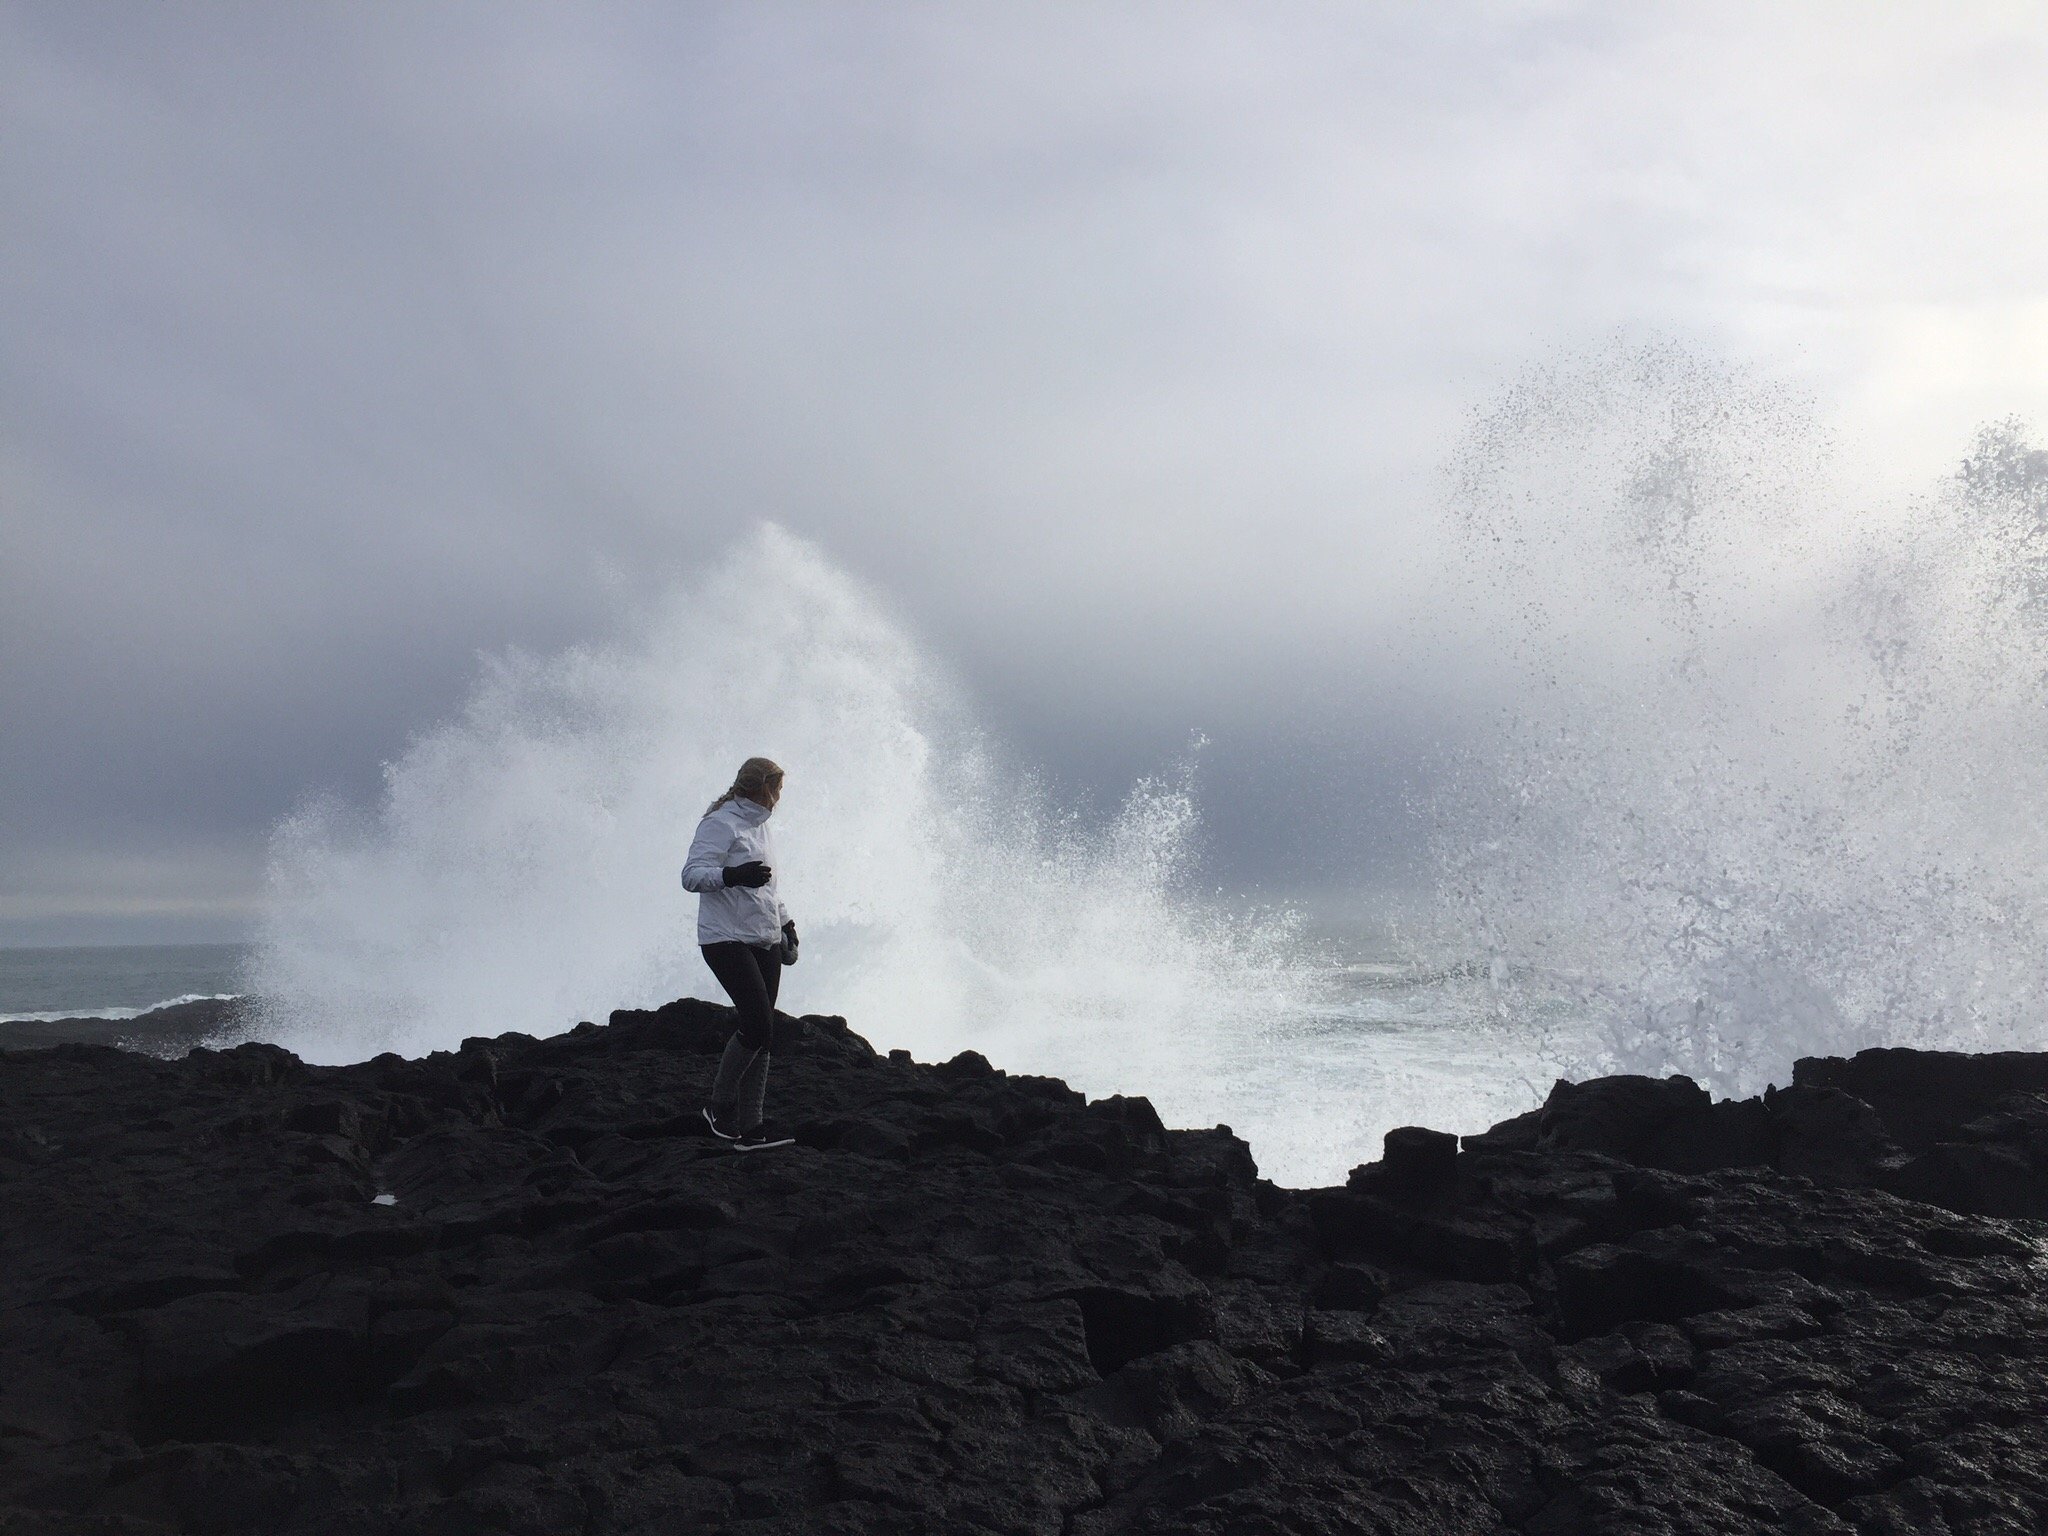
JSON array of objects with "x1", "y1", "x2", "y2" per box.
[{"x1": 701, "y1": 941, "x2": 782, "y2": 1049}]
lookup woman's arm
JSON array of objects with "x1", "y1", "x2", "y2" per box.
[{"x1": 679, "y1": 815, "x2": 735, "y2": 893}]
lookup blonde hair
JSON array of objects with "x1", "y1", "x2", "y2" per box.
[{"x1": 706, "y1": 756, "x2": 784, "y2": 816}]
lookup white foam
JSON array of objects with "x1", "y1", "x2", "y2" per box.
[
  {"x1": 252, "y1": 526, "x2": 1453, "y2": 1182},
  {"x1": 1420, "y1": 345, "x2": 2048, "y2": 1093}
]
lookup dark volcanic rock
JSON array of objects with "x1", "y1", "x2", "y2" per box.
[
  {"x1": 0, "y1": 996, "x2": 249, "y2": 1056},
  {"x1": 4, "y1": 1005, "x2": 2046, "y2": 1534},
  {"x1": 1795, "y1": 1048, "x2": 2048, "y2": 1152}
]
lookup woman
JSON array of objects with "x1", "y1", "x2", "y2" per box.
[{"x1": 681, "y1": 756, "x2": 800, "y2": 1151}]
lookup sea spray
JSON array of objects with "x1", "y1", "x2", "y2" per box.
[
  {"x1": 250, "y1": 526, "x2": 1346, "y2": 1167},
  {"x1": 246, "y1": 364, "x2": 2048, "y2": 1185},
  {"x1": 1421, "y1": 343, "x2": 2048, "y2": 1094}
]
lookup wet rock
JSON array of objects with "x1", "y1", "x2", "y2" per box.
[
  {"x1": 1209, "y1": 1286, "x2": 1303, "y2": 1367},
  {"x1": 4, "y1": 1002, "x2": 2047, "y2": 1533},
  {"x1": 1309, "y1": 1260, "x2": 1389, "y2": 1311},
  {"x1": 119, "y1": 1289, "x2": 371, "y2": 1442},
  {"x1": 1766, "y1": 1084, "x2": 1907, "y2": 1186},
  {"x1": 1536, "y1": 1072, "x2": 1715, "y2": 1158},
  {"x1": 1795, "y1": 1047, "x2": 2048, "y2": 1151},
  {"x1": 1070, "y1": 1282, "x2": 1217, "y2": 1374},
  {"x1": 1301, "y1": 1309, "x2": 1391, "y2": 1365},
  {"x1": 977, "y1": 1299, "x2": 1099, "y2": 1392},
  {"x1": 1561, "y1": 1320, "x2": 1696, "y2": 1393},
  {"x1": 1881, "y1": 1092, "x2": 2048, "y2": 1219},
  {"x1": 1083, "y1": 1341, "x2": 1263, "y2": 1442},
  {"x1": 1362, "y1": 1124, "x2": 1460, "y2": 1201},
  {"x1": 1461, "y1": 1103, "x2": 1543, "y2": 1154}
]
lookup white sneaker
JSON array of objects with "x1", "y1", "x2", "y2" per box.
[{"x1": 702, "y1": 1105, "x2": 740, "y2": 1140}]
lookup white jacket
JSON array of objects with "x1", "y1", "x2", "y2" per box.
[{"x1": 680, "y1": 796, "x2": 790, "y2": 946}]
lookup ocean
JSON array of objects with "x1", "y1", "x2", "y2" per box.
[{"x1": 0, "y1": 944, "x2": 250, "y2": 1022}]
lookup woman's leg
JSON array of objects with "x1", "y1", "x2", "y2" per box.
[
  {"x1": 731, "y1": 944, "x2": 783, "y2": 1128},
  {"x1": 702, "y1": 942, "x2": 775, "y2": 1047},
  {"x1": 702, "y1": 942, "x2": 775, "y2": 1127}
]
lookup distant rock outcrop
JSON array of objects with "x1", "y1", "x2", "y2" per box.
[
  {"x1": 0, "y1": 995, "x2": 247, "y2": 1055},
  {"x1": 3, "y1": 1001, "x2": 2045, "y2": 1533}
]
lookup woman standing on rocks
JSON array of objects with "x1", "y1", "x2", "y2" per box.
[{"x1": 682, "y1": 756, "x2": 800, "y2": 1151}]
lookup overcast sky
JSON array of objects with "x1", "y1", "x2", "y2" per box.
[{"x1": 5, "y1": 1, "x2": 2047, "y2": 944}]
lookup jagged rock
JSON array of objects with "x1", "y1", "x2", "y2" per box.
[
  {"x1": 1308, "y1": 1260, "x2": 1388, "y2": 1311},
  {"x1": 1765, "y1": 1084, "x2": 1907, "y2": 1185},
  {"x1": 1795, "y1": 1047, "x2": 2048, "y2": 1151},
  {"x1": 1378, "y1": 1124, "x2": 1460, "y2": 1195},
  {"x1": 1561, "y1": 1320, "x2": 1695, "y2": 1393},
  {"x1": 1536, "y1": 1072, "x2": 1715, "y2": 1157},
  {"x1": 1879, "y1": 1091, "x2": 2048, "y2": 1220},
  {"x1": 3, "y1": 1002, "x2": 2046, "y2": 1533}
]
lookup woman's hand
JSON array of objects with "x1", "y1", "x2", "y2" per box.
[{"x1": 723, "y1": 861, "x2": 773, "y2": 888}]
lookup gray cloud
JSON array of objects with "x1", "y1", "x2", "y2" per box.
[{"x1": 4, "y1": 1, "x2": 2046, "y2": 940}]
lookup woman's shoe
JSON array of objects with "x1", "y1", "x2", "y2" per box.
[
  {"x1": 702, "y1": 1105, "x2": 740, "y2": 1140},
  {"x1": 732, "y1": 1120, "x2": 796, "y2": 1152}
]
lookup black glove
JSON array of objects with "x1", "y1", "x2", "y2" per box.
[
  {"x1": 778, "y1": 920, "x2": 799, "y2": 966},
  {"x1": 723, "y1": 861, "x2": 772, "y2": 888}
]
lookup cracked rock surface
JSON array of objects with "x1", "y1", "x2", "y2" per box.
[{"x1": 4, "y1": 1001, "x2": 2046, "y2": 1534}]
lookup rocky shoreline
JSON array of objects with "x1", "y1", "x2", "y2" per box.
[
  {"x1": 0, "y1": 997, "x2": 251, "y2": 1056},
  {"x1": 3, "y1": 1001, "x2": 2045, "y2": 1534}
]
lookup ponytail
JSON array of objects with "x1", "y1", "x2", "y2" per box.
[{"x1": 706, "y1": 756, "x2": 784, "y2": 816}]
